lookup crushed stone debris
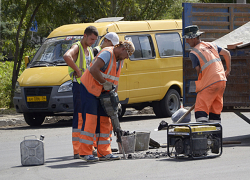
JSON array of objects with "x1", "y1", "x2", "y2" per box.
[{"x1": 121, "y1": 149, "x2": 168, "y2": 159}]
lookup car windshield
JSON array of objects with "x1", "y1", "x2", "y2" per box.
[{"x1": 29, "y1": 36, "x2": 94, "y2": 67}]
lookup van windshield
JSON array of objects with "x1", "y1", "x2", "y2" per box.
[{"x1": 29, "y1": 36, "x2": 83, "y2": 67}]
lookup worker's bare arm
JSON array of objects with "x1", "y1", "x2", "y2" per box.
[
  {"x1": 195, "y1": 65, "x2": 201, "y2": 77},
  {"x1": 219, "y1": 48, "x2": 231, "y2": 78},
  {"x1": 89, "y1": 58, "x2": 106, "y2": 84},
  {"x1": 63, "y1": 45, "x2": 82, "y2": 78}
]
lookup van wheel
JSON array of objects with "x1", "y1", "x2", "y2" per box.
[
  {"x1": 153, "y1": 89, "x2": 180, "y2": 118},
  {"x1": 153, "y1": 101, "x2": 164, "y2": 118},
  {"x1": 24, "y1": 113, "x2": 45, "y2": 126}
]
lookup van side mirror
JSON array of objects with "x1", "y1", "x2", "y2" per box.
[{"x1": 24, "y1": 56, "x2": 30, "y2": 68}]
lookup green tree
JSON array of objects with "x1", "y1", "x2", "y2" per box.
[
  {"x1": 1, "y1": 0, "x2": 44, "y2": 107},
  {"x1": 1, "y1": 0, "x2": 194, "y2": 108}
]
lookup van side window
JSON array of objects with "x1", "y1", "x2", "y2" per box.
[
  {"x1": 155, "y1": 33, "x2": 182, "y2": 57},
  {"x1": 125, "y1": 35, "x2": 155, "y2": 60}
]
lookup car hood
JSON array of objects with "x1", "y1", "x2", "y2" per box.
[{"x1": 18, "y1": 66, "x2": 71, "y2": 86}]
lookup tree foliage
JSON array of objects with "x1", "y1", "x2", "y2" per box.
[
  {"x1": 2, "y1": 0, "x2": 247, "y2": 108},
  {"x1": 2, "y1": 0, "x2": 185, "y2": 107}
]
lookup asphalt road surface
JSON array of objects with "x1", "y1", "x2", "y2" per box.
[{"x1": 1, "y1": 109, "x2": 250, "y2": 180}]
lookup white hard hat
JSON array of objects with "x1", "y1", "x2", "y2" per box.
[{"x1": 104, "y1": 32, "x2": 119, "y2": 45}]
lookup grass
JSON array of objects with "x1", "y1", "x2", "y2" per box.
[
  {"x1": 0, "y1": 61, "x2": 25, "y2": 109},
  {"x1": 0, "y1": 108, "x2": 18, "y2": 115},
  {"x1": 0, "y1": 61, "x2": 13, "y2": 108}
]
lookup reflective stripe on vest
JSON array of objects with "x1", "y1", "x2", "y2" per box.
[
  {"x1": 68, "y1": 41, "x2": 94, "y2": 84},
  {"x1": 87, "y1": 51, "x2": 119, "y2": 82},
  {"x1": 191, "y1": 47, "x2": 222, "y2": 72},
  {"x1": 190, "y1": 41, "x2": 226, "y2": 92},
  {"x1": 81, "y1": 47, "x2": 122, "y2": 97}
]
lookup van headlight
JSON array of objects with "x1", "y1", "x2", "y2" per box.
[
  {"x1": 58, "y1": 80, "x2": 73, "y2": 92},
  {"x1": 15, "y1": 81, "x2": 21, "y2": 94}
]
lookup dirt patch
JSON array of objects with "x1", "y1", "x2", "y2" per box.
[
  {"x1": 124, "y1": 107, "x2": 154, "y2": 116},
  {"x1": 0, "y1": 108, "x2": 19, "y2": 115},
  {"x1": 44, "y1": 116, "x2": 72, "y2": 124}
]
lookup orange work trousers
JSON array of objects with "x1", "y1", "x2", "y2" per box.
[
  {"x1": 79, "y1": 84, "x2": 112, "y2": 157},
  {"x1": 195, "y1": 81, "x2": 226, "y2": 122}
]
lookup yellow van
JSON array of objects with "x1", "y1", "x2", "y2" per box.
[{"x1": 13, "y1": 18, "x2": 183, "y2": 126}]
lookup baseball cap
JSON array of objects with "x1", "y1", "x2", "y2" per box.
[
  {"x1": 104, "y1": 32, "x2": 119, "y2": 45},
  {"x1": 121, "y1": 40, "x2": 135, "y2": 57},
  {"x1": 183, "y1": 25, "x2": 204, "y2": 39}
]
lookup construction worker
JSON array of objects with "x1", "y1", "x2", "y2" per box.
[
  {"x1": 79, "y1": 40, "x2": 135, "y2": 162},
  {"x1": 93, "y1": 32, "x2": 119, "y2": 56},
  {"x1": 92, "y1": 32, "x2": 119, "y2": 152},
  {"x1": 183, "y1": 25, "x2": 231, "y2": 123},
  {"x1": 63, "y1": 26, "x2": 98, "y2": 159}
]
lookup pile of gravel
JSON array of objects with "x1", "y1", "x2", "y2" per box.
[{"x1": 119, "y1": 149, "x2": 169, "y2": 159}]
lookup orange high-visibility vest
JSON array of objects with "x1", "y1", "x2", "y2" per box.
[
  {"x1": 81, "y1": 47, "x2": 122, "y2": 97},
  {"x1": 190, "y1": 42, "x2": 226, "y2": 92}
]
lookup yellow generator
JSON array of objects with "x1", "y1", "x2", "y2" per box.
[{"x1": 167, "y1": 123, "x2": 222, "y2": 159}]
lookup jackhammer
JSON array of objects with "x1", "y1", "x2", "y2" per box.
[{"x1": 99, "y1": 88, "x2": 127, "y2": 159}]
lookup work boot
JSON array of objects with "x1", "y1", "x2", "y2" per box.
[
  {"x1": 74, "y1": 154, "x2": 80, "y2": 159},
  {"x1": 79, "y1": 155, "x2": 99, "y2": 162},
  {"x1": 196, "y1": 117, "x2": 208, "y2": 123},
  {"x1": 209, "y1": 120, "x2": 221, "y2": 124},
  {"x1": 99, "y1": 154, "x2": 121, "y2": 161}
]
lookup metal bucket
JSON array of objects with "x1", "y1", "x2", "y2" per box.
[
  {"x1": 135, "y1": 131, "x2": 151, "y2": 151},
  {"x1": 118, "y1": 134, "x2": 136, "y2": 154},
  {"x1": 20, "y1": 135, "x2": 44, "y2": 166}
]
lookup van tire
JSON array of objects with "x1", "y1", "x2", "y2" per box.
[
  {"x1": 153, "y1": 101, "x2": 164, "y2": 118},
  {"x1": 153, "y1": 89, "x2": 180, "y2": 118},
  {"x1": 24, "y1": 113, "x2": 45, "y2": 126}
]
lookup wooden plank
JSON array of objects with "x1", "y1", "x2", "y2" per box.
[
  {"x1": 193, "y1": 21, "x2": 229, "y2": 26},
  {"x1": 192, "y1": 12, "x2": 229, "y2": 17},
  {"x1": 200, "y1": 29, "x2": 230, "y2": 33},
  {"x1": 192, "y1": 3, "x2": 250, "y2": 8}
]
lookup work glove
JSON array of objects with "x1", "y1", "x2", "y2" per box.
[{"x1": 101, "y1": 80, "x2": 114, "y2": 91}]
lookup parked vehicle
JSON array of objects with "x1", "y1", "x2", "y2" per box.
[{"x1": 13, "y1": 18, "x2": 183, "y2": 126}]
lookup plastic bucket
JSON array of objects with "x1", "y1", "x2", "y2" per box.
[
  {"x1": 118, "y1": 134, "x2": 136, "y2": 154},
  {"x1": 135, "y1": 131, "x2": 151, "y2": 151}
]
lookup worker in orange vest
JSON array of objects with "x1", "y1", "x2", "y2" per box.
[
  {"x1": 92, "y1": 32, "x2": 119, "y2": 153},
  {"x1": 79, "y1": 40, "x2": 135, "y2": 162},
  {"x1": 183, "y1": 25, "x2": 231, "y2": 123}
]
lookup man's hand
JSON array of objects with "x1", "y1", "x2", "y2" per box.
[
  {"x1": 73, "y1": 69, "x2": 82, "y2": 78},
  {"x1": 102, "y1": 81, "x2": 114, "y2": 91},
  {"x1": 220, "y1": 48, "x2": 231, "y2": 78},
  {"x1": 225, "y1": 70, "x2": 230, "y2": 78}
]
